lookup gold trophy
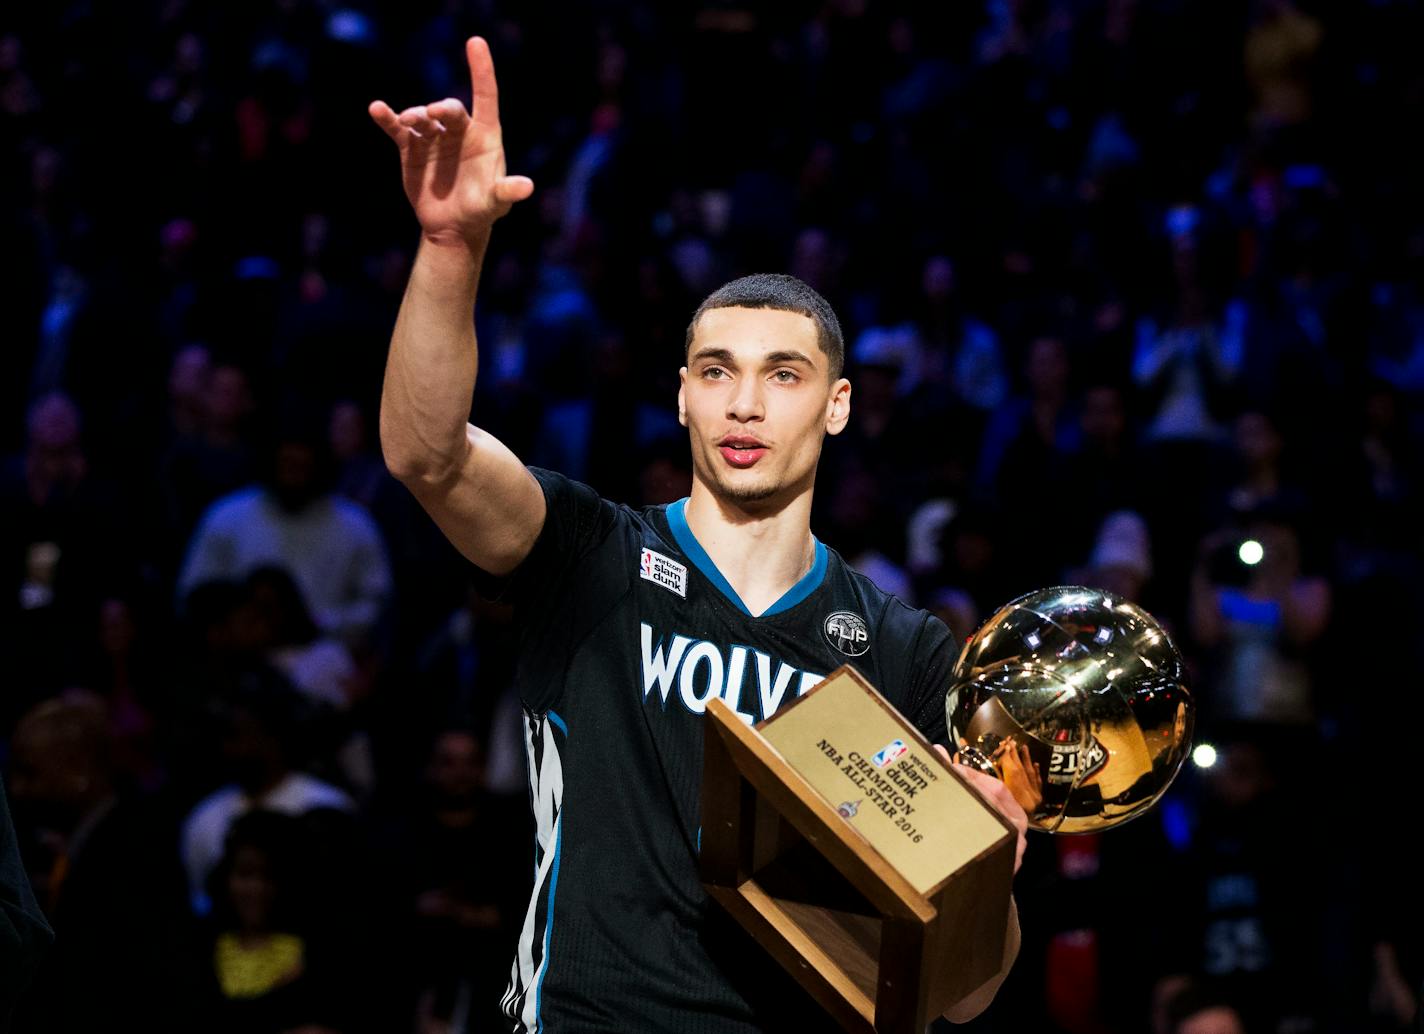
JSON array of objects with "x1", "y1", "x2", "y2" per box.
[{"x1": 945, "y1": 585, "x2": 1194, "y2": 833}]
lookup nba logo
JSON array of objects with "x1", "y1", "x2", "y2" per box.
[
  {"x1": 872, "y1": 739, "x2": 907, "y2": 768},
  {"x1": 640, "y1": 550, "x2": 653, "y2": 577}
]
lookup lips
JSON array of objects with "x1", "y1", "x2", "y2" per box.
[{"x1": 718, "y1": 436, "x2": 768, "y2": 468}]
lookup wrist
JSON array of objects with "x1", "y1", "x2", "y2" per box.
[
  {"x1": 421, "y1": 225, "x2": 492, "y2": 254},
  {"x1": 415, "y1": 232, "x2": 489, "y2": 284}
]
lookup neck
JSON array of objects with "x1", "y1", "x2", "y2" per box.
[{"x1": 684, "y1": 478, "x2": 817, "y2": 617}]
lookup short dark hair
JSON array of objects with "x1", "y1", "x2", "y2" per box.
[{"x1": 684, "y1": 273, "x2": 845, "y2": 379}]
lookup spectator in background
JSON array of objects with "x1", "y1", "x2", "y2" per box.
[
  {"x1": 192, "y1": 810, "x2": 346, "y2": 1034},
  {"x1": 382, "y1": 729, "x2": 526, "y2": 1034},
  {"x1": 825, "y1": 462, "x2": 915, "y2": 603},
  {"x1": 327, "y1": 399, "x2": 387, "y2": 511},
  {"x1": 1134, "y1": 208, "x2": 1247, "y2": 603},
  {"x1": 827, "y1": 324, "x2": 927, "y2": 508},
  {"x1": 160, "y1": 357, "x2": 259, "y2": 557},
  {"x1": 1334, "y1": 382, "x2": 1421, "y2": 585},
  {"x1": 1222, "y1": 409, "x2": 1304, "y2": 518},
  {"x1": 1080, "y1": 510, "x2": 1154, "y2": 606},
  {"x1": 1190, "y1": 510, "x2": 1329, "y2": 727},
  {"x1": 636, "y1": 435, "x2": 694, "y2": 507},
  {"x1": 0, "y1": 392, "x2": 127, "y2": 719},
  {"x1": 1134, "y1": 208, "x2": 1243, "y2": 447},
  {"x1": 1056, "y1": 381, "x2": 1140, "y2": 561},
  {"x1": 1162, "y1": 981, "x2": 1250, "y2": 1034},
  {"x1": 76, "y1": 592, "x2": 165, "y2": 792},
  {"x1": 926, "y1": 585, "x2": 979, "y2": 651},
  {"x1": 180, "y1": 683, "x2": 354, "y2": 916},
  {"x1": 163, "y1": 343, "x2": 212, "y2": 443},
  {"x1": 8, "y1": 693, "x2": 187, "y2": 1032},
  {"x1": 928, "y1": 502, "x2": 1020, "y2": 619},
  {"x1": 915, "y1": 254, "x2": 1008, "y2": 413},
  {"x1": 411, "y1": 585, "x2": 517, "y2": 754},
  {"x1": 177, "y1": 414, "x2": 392, "y2": 646},
  {"x1": 238, "y1": 565, "x2": 375, "y2": 796},
  {"x1": 1244, "y1": 0, "x2": 1323, "y2": 133},
  {"x1": 2, "y1": 394, "x2": 95, "y2": 614},
  {"x1": 1156, "y1": 734, "x2": 1325, "y2": 1033},
  {"x1": 978, "y1": 334, "x2": 1081, "y2": 583},
  {"x1": 978, "y1": 334, "x2": 1080, "y2": 492},
  {"x1": 241, "y1": 565, "x2": 359, "y2": 713}
]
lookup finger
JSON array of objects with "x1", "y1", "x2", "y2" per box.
[
  {"x1": 398, "y1": 105, "x2": 443, "y2": 138},
  {"x1": 932, "y1": 744, "x2": 952, "y2": 765},
  {"x1": 493, "y1": 175, "x2": 535, "y2": 204},
  {"x1": 426, "y1": 97, "x2": 470, "y2": 130},
  {"x1": 466, "y1": 36, "x2": 502, "y2": 133},
  {"x1": 368, "y1": 100, "x2": 403, "y2": 140},
  {"x1": 960, "y1": 766, "x2": 1028, "y2": 825}
]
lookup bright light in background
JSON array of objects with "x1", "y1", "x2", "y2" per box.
[
  {"x1": 1238, "y1": 540, "x2": 1264, "y2": 566},
  {"x1": 1193, "y1": 743, "x2": 1218, "y2": 769}
]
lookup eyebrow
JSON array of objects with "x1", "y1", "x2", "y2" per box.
[
  {"x1": 688, "y1": 347, "x2": 817, "y2": 367},
  {"x1": 764, "y1": 350, "x2": 816, "y2": 366}
]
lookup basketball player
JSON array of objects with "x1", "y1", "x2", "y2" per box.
[{"x1": 371, "y1": 37, "x2": 1026, "y2": 1032}]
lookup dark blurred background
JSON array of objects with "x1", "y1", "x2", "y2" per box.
[{"x1": 1, "y1": 1, "x2": 1421, "y2": 1032}]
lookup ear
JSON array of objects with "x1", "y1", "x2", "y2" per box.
[
  {"x1": 677, "y1": 367, "x2": 688, "y2": 427},
  {"x1": 825, "y1": 377, "x2": 851, "y2": 436}
]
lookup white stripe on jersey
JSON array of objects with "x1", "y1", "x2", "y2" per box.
[{"x1": 503, "y1": 712, "x2": 566, "y2": 1032}]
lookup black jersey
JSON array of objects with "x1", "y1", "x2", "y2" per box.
[{"x1": 486, "y1": 468, "x2": 955, "y2": 1033}]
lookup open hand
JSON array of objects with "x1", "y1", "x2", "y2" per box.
[{"x1": 368, "y1": 37, "x2": 534, "y2": 249}]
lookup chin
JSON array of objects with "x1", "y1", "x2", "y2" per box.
[
  {"x1": 720, "y1": 481, "x2": 781, "y2": 504},
  {"x1": 708, "y1": 466, "x2": 787, "y2": 504}
]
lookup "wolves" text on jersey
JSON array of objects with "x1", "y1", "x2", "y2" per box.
[{"x1": 640, "y1": 623, "x2": 824, "y2": 724}]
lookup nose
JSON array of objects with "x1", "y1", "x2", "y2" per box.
[{"x1": 727, "y1": 376, "x2": 764, "y2": 423}]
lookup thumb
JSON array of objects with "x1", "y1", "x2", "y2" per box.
[{"x1": 493, "y1": 175, "x2": 535, "y2": 204}]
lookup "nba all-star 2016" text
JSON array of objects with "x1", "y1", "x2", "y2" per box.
[{"x1": 816, "y1": 737, "x2": 928, "y2": 843}]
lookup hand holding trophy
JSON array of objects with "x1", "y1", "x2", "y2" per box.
[{"x1": 946, "y1": 586, "x2": 1194, "y2": 834}]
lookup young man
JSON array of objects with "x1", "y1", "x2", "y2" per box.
[{"x1": 371, "y1": 37, "x2": 1027, "y2": 1032}]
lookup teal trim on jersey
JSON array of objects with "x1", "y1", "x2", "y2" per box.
[
  {"x1": 667, "y1": 498, "x2": 827, "y2": 618},
  {"x1": 764, "y1": 540, "x2": 828, "y2": 616}
]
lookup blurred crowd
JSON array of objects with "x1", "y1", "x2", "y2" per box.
[{"x1": 2, "y1": 1, "x2": 1422, "y2": 1032}]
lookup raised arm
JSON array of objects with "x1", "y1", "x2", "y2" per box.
[{"x1": 370, "y1": 37, "x2": 544, "y2": 576}]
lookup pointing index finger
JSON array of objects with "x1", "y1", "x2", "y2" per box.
[{"x1": 465, "y1": 36, "x2": 502, "y2": 134}]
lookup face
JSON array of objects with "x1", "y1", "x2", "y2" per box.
[
  {"x1": 206, "y1": 366, "x2": 252, "y2": 427},
  {"x1": 679, "y1": 307, "x2": 849, "y2": 509},
  {"x1": 328, "y1": 401, "x2": 365, "y2": 460},
  {"x1": 1177, "y1": 1007, "x2": 1246, "y2": 1034},
  {"x1": 427, "y1": 731, "x2": 485, "y2": 803},
  {"x1": 228, "y1": 845, "x2": 278, "y2": 932},
  {"x1": 1081, "y1": 386, "x2": 1125, "y2": 444},
  {"x1": 271, "y1": 442, "x2": 319, "y2": 511},
  {"x1": 1026, "y1": 336, "x2": 1068, "y2": 396},
  {"x1": 8, "y1": 719, "x2": 94, "y2": 828},
  {"x1": 1235, "y1": 412, "x2": 1281, "y2": 466}
]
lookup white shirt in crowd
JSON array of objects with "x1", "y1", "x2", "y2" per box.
[
  {"x1": 177, "y1": 486, "x2": 392, "y2": 643},
  {"x1": 180, "y1": 770, "x2": 355, "y2": 915}
]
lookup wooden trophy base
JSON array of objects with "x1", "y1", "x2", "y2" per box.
[{"x1": 701, "y1": 667, "x2": 1016, "y2": 1033}]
